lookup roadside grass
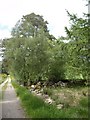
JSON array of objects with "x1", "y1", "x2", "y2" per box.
[
  {"x1": 0, "y1": 74, "x2": 7, "y2": 85},
  {"x1": 2, "y1": 81, "x2": 8, "y2": 98},
  {"x1": 2, "y1": 81, "x2": 8, "y2": 91},
  {"x1": 12, "y1": 81, "x2": 88, "y2": 119},
  {"x1": 0, "y1": 81, "x2": 8, "y2": 101}
]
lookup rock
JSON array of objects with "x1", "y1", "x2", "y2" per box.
[
  {"x1": 36, "y1": 93, "x2": 42, "y2": 97},
  {"x1": 57, "y1": 104, "x2": 64, "y2": 109},
  {"x1": 35, "y1": 89, "x2": 40, "y2": 94},
  {"x1": 45, "y1": 97, "x2": 54, "y2": 104},
  {"x1": 20, "y1": 84, "x2": 24, "y2": 87},
  {"x1": 37, "y1": 82, "x2": 41, "y2": 85},
  {"x1": 54, "y1": 81, "x2": 66, "y2": 87},
  {"x1": 35, "y1": 82, "x2": 41, "y2": 90},
  {"x1": 82, "y1": 91, "x2": 88, "y2": 96},
  {"x1": 43, "y1": 94, "x2": 49, "y2": 99},
  {"x1": 61, "y1": 82, "x2": 66, "y2": 87},
  {"x1": 31, "y1": 85, "x2": 35, "y2": 89},
  {"x1": 40, "y1": 88, "x2": 43, "y2": 92},
  {"x1": 52, "y1": 85, "x2": 55, "y2": 88}
]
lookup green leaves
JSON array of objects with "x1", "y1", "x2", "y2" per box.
[
  {"x1": 3, "y1": 9, "x2": 89, "y2": 84},
  {"x1": 11, "y1": 13, "x2": 50, "y2": 39},
  {"x1": 65, "y1": 12, "x2": 90, "y2": 80}
]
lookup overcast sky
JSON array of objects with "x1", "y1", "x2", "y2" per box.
[{"x1": 0, "y1": 0, "x2": 87, "y2": 39}]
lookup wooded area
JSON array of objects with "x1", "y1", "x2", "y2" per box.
[{"x1": 1, "y1": 10, "x2": 90, "y2": 86}]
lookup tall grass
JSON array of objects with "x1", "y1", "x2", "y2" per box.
[{"x1": 12, "y1": 81, "x2": 88, "y2": 119}]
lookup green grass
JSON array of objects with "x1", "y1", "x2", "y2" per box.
[
  {"x1": 0, "y1": 81, "x2": 8, "y2": 101},
  {"x1": 43, "y1": 87, "x2": 52, "y2": 96},
  {"x1": 0, "y1": 74, "x2": 7, "y2": 84},
  {"x1": 2, "y1": 81, "x2": 8, "y2": 91},
  {"x1": 12, "y1": 81, "x2": 89, "y2": 119},
  {"x1": 77, "y1": 97, "x2": 88, "y2": 118}
]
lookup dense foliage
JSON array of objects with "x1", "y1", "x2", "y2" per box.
[{"x1": 2, "y1": 12, "x2": 89, "y2": 85}]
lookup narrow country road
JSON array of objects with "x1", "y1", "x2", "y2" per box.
[{"x1": 1, "y1": 77, "x2": 26, "y2": 118}]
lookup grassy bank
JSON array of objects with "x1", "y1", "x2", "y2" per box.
[
  {"x1": 0, "y1": 81, "x2": 8, "y2": 101},
  {"x1": 0, "y1": 74, "x2": 7, "y2": 85},
  {"x1": 12, "y1": 81, "x2": 88, "y2": 119}
]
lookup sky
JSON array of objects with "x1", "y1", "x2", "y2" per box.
[{"x1": 0, "y1": 0, "x2": 88, "y2": 40}]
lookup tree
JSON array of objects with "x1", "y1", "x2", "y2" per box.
[
  {"x1": 65, "y1": 11, "x2": 90, "y2": 80},
  {"x1": 11, "y1": 13, "x2": 55, "y2": 40},
  {"x1": 3, "y1": 30, "x2": 51, "y2": 84},
  {"x1": 47, "y1": 40, "x2": 66, "y2": 82}
]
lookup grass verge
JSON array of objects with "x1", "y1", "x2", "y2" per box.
[
  {"x1": 2, "y1": 81, "x2": 8, "y2": 99},
  {"x1": 0, "y1": 74, "x2": 7, "y2": 85},
  {"x1": 12, "y1": 81, "x2": 89, "y2": 119},
  {"x1": 0, "y1": 81, "x2": 8, "y2": 101}
]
